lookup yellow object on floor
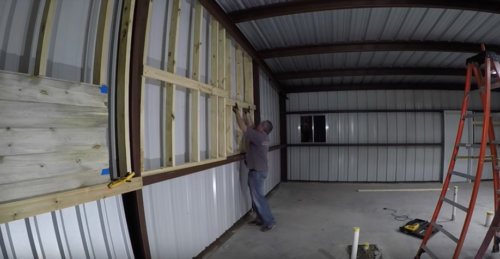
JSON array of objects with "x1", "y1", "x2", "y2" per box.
[{"x1": 404, "y1": 223, "x2": 420, "y2": 232}]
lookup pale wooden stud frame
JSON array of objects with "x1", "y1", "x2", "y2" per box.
[
  {"x1": 93, "y1": 0, "x2": 114, "y2": 85},
  {"x1": 116, "y1": 0, "x2": 135, "y2": 176},
  {"x1": 34, "y1": 0, "x2": 57, "y2": 76}
]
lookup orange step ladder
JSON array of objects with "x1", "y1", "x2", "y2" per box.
[{"x1": 415, "y1": 45, "x2": 500, "y2": 259}]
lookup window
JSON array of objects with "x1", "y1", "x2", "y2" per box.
[{"x1": 300, "y1": 115, "x2": 326, "y2": 143}]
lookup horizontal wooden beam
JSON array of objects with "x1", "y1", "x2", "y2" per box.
[
  {"x1": 228, "y1": 0, "x2": 500, "y2": 23},
  {"x1": 143, "y1": 144, "x2": 286, "y2": 186},
  {"x1": 287, "y1": 143, "x2": 443, "y2": 147},
  {"x1": 286, "y1": 83, "x2": 469, "y2": 92},
  {"x1": 0, "y1": 178, "x2": 142, "y2": 224},
  {"x1": 276, "y1": 67, "x2": 465, "y2": 80},
  {"x1": 198, "y1": 0, "x2": 286, "y2": 96},
  {"x1": 259, "y1": 41, "x2": 499, "y2": 59}
]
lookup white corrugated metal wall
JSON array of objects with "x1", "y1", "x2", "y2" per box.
[
  {"x1": 141, "y1": 0, "x2": 281, "y2": 258},
  {"x1": 0, "y1": 196, "x2": 134, "y2": 259},
  {"x1": 287, "y1": 90, "x2": 500, "y2": 182},
  {"x1": 0, "y1": 1, "x2": 133, "y2": 258}
]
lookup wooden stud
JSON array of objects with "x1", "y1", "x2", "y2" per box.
[
  {"x1": 209, "y1": 17, "x2": 219, "y2": 159},
  {"x1": 165, "y1": 0, "x2": 181, "y2": 167},
  {"x1": 192, "y1": 1, "x2": 203, "y2": 81},
  {"x1": 235, "y1": 45, "x2": 244, "y2": 152},
  {"x1": 143, "y1": 65, "x2": 228, "y2": 97},
  {"x1": 143, "y1": 157, "x2": 226, "y2": 176},
  {"x1": 34, "y1": 0, "x2": 57, "y2": 76},
  {"x1": 191, "y1": 1, "x2": 203, "y2": 162},
  {"x1": 218, "y1": 97, "x2": 226, "y2": 157},
  {"x1": 210, "y1": 18, "x2": 219, "y2": 88},
  {"x1": 218, "y1": 27, "x2": 226, "y2": 90},
  {"x1": 225, "y1": 35, "x2": 233, "y2": 154},
  {"x1": 217, "y1": 26, "x2": 226, "y2": 158},
  {"x1": 139, "y1": 3, "x2": 153, "y2": 173},
  {"x1": 116, "y1": 0, "x2": 135, "y2": 176},
  {"x1": 0, "y1": 177, "x2": 142, "y2": 224},
  {"x1": 243, "y1": 52, "x2": 254, "y2": 104},
  {"x1": 235, "y1": 44, "x2": 243, "y2": 102},
  {"x1": 93, "y1": 0, "x2": 114, "y2": 85}
]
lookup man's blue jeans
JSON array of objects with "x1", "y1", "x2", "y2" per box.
[{"x1": 248, "y1": 170, "x2": 276, "y2": 227}]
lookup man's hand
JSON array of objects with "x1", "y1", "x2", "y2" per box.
[
  {"x1": 233, "y1": 103, "x2": 239, "y2": 113},
  {"x1": 242, "y1": 107, "x2": 249, "y2": 114}
]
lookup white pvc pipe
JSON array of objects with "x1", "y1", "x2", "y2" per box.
[
  {"x1": 452, "y1": 186, "x2": 457, "y2": 221},
  {"x1": 351, "y1": 227, "x2": 359, "y2": 259},
  {"x1": 486, "y1": 211, "x2": 494, "y2": 227}
]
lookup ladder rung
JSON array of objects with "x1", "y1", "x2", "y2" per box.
[
  {"x1": 469, "y1": 82, "x2": 500, "y2": 94},
  {"x1": 472, "y1": 121, "x2": 500, "y2": 126},
  {"x1": 431, "y1": 222, "x2": 459, "y2": 243},
  {"x1": 463, "y1": 113, "x2": 500, "y2": 119},
  {"x1": 457, "y1": 142, "x2": 500, "y2": 148},
  {"x1": 421, "y1": 245, "x2": 440, "y2": 259},
  {"x1": 495, "y1": 166, "x2": 500, "y2": 171},
  {"x1": 492, "y1": 226, "x2": 500, "y2": 232},
  {"x1": 496, "y1": 189, "x2": 500, "y2": 194},
  {"x1": 441, "y1": 197, "x2": 468, "y2": 213},
  {"x1": 450, "y1": 171, "x2": 476, "y2": 180}
]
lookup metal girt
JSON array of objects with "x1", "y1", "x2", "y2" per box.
[
  {"x1": 198, "y1": 0, "x2": 286, "y2": 95},
  {"x1": 259, "y1": 41, "x2": 500, "y2": 59},
  {"x1": 276, "y1": 67, "x2": 465, "y2": 80},
  {"x1": 286, "y1": 83, "x2": 467, "y2": 92},
  {"x1": 228, "y1": 0, "x2": 500, "y2": 23}
]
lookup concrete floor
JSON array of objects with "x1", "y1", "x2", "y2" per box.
[{"x1": 209, "y1": 182, "x2": 500, "y2": 259}]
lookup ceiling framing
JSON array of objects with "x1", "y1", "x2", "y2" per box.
[{"x1": 213, "y1": 0, "x2": 500, "y2": 92}]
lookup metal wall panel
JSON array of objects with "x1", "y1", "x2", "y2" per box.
[
  {"x1": 0, "y1": 196, "x2": 134, "y2": 259},
  {"x1": 288, "y1": 112, "x2": 442, "y2": 144},
  {"x1": 143, "y1": 150, "x2": 281, "y2": 259},
  {"x1": 287, "y1": 146, "x2": 441, "y2": 182},
  {"x1": 259, "y1": 69, "x2": 280, "y2": 145},
  {"x1": 287, "y1": 90, "x2": 500, "y2": 112}
]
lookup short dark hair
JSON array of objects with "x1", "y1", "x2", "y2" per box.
[{"x1": 262, "y1": 120, "x2": 273, "y2": 135}]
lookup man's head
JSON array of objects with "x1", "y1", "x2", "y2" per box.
[{"x1": 256, "y1": 120, "x2": 273, "y2": 135}]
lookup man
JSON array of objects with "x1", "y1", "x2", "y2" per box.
[{"x1": 233, "y1": 103, "x2": 276, "y2": 232}]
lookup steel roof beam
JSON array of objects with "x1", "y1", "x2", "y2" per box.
[
  {"x1": 286, "y1": 83, "x2": 467, "y2": 92},
  {"x1": 275, "y1": 67, "x2": 466, "y2": 80},
  {"x1": 260, "y1": 41, "x2": 500, "y2": 59},
  {"x1": 228, "y1": 0, "x2": 500, "y2": 23}
]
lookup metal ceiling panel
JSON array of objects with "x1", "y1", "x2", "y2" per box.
[
  {"x1": 265, "y1": 51, "x2": 471, "y2": 73},
  {"x1": 236, "y1": 8, "x2": 500, "y2": 50},
  {"x1": 215, "y1": 0, "x2": 290, "y2": 13}
]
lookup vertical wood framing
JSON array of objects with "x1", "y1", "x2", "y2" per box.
[
  {"x1": 243, "y1": 52, "x2": 254, "y2": 105},
  {"x1": 252, "y1": 60, "x2": 261, "y2": 126},
  {"x1": 242, "y1": 52, "x2": 254, "y2": 151},
  {"x1": 225, "y1": 35, "x2": 233, "y2": 154},
  {"x1": 191, "y1": 1, "x2": 203, "y2": 162},
  {"x1": 218, "y1": 26, "x2": 226, "y2": 157},
  {"x1": 235, "y1": 44, "x2": 244, "y2": 152},
  {"x1": 116, "y1": 0, "x2": 135, "y2": 176},
  {"x1": 139, "y1": 3, "x2": 153, "y2": 173},
  {"x1": 218, "y1": 97, "x2": 226, "y2": 157},
  {"x1": 34, "y1": 0, "x2": 57, "y2": 76},
  {"x1": 235, "y1": 44, "x2": 243, "y2": 102},
  {"x1": 165, "y1": 0, "x2": 182, "y2": 167},
  {"x1": 210, "y1": 18, "x2": 219, "y2": 158},
  {"x1": 93, "y1": 0, "x2": 114, "y2": 85}
]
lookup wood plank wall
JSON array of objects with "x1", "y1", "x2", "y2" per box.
[{"x1": 0, "y1": 71, "x2": 110, "y2": 203}]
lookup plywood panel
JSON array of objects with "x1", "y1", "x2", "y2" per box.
[
  {"x1": 0, "y1": 171, "x2": 110, "y2": 203},
  {"x1": 0, "y1": 72, "x2": 106, "y2": 108},
  {"x1": 0, "y1": 100, "x2": 108, "y2": 128},
  {"x1": 0, "y1": 150, "x2": 108, "y2": 185},
  {"x1": 0, "y1": 128, "x2": 106, "y2": 156}
]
